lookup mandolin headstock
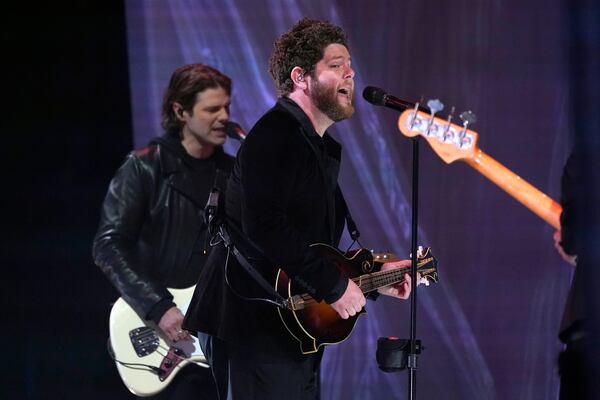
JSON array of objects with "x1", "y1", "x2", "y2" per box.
[
  {"x1": 415, "y1": 247, "x2": 439, "y2": 285},
  {"x1": 373, "y1": 247, "x2": 439, "y2": 285}
]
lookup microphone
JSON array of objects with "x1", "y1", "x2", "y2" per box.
[
  {"x1": 224, "y1": 121, "x2": 247, "y2": 141},
  {"x1": 363, "y1": 86, "x2": 427, "y2": 113}
]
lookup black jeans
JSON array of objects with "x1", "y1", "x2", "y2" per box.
[
  {"x1": 198, "y1": 333, "x2": 229, "y2": 400},
  {"x1": 199, "y1": 333, "x2": 322, "y2": 400},
  {"x1": 140, "y1": 363, "x2": 218, "y2": 400},
  {"x1": 558, "y1": 337, "x2": 595, "y2": 400}
]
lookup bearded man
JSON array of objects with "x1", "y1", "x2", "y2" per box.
[{"x1": 183, "y1": 18, "x2": 413, "y2": 400}]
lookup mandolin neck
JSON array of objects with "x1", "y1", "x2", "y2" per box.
[
  {"x1": 463, "y1": 149, "x2": 562, "y2": 230},
  {"x1": 355, "y1": 266, "x2": 411, "y2": 293}
]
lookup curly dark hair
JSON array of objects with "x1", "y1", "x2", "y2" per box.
[
  {"x1": 161, "y1": 64, "x2": 231, "y2": 136},
  {"x1": 268, "y1": 18, "x2": 349, "y2": 96}
]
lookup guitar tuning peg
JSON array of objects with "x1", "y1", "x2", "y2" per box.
[
  {"x1": 440, "y1": 106, "x2": 456, "y2": 141},
  {"x1": 426, "y1": 99, "x2": 444, "y2": 115},
  {"x1": 459, "y1": 110, "x2": 477, "y2": 127},
  {"x1": 447, "y1": 106, "x2": 456, "y2": 121},
  {"x1": 458, "y1": 110, "x2": 476, "y2": 141},
  {"x1": 409, "y1": 101, "x2": 421, "y2": 130},
  {"x1": 424, "y1": 99, "x2": 443, "y2": 136}
]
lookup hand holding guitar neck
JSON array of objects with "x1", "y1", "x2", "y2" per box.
[{"x1": 377, "y1": 258, "x2": 413, "y2": 299}]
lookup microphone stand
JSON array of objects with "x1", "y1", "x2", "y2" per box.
[
  {"x1": 407, "y1": 135, "x2": 421, "y2": 399},
  {"x1": 363, "y1": 88, "x2": 428, "y2": 398}
]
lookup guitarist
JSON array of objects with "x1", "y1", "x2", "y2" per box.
[
  {"x1": 183, "y1": 18, "x2": 413, "y2": 400},
  {"x1": 93, "y1": 64, "x2": 234, "y2": 399},
  {"x1": 553, "y1": 143, "x2": 599, "y2": 399}
]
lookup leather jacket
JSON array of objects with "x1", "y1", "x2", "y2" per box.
[{"x1": 93, "y1": 134, "x2": 233, "y2": 321}]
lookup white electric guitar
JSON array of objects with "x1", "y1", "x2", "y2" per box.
[{"x1": 108, "y1": 286, "x2": 208, "y2": 397}]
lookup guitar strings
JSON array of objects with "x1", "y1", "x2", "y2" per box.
[{"x1": 293, "y1": 268, "x2": 410, "y2": 307}]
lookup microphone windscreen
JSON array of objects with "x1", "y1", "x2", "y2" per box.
[
  {"x1": 362, "y1": 86, "x2": 387, "y2": 106},
  {"x1": 225, "y1": 121, "x2": 245, "y2": 141}
]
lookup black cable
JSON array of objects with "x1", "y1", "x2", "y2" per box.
[{"x1": 106, "y1": 337, "x2": 162, "y2": 375}]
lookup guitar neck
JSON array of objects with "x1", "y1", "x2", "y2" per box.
[{"x1": 464, "y1": 149, "x2": 562, "y2": 230}]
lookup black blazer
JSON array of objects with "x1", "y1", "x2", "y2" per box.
[{"x1": 184, "y1": 98, "x2": 349, "y2": 356}]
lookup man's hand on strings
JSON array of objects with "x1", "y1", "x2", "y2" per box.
[
  {"x1": 158, "y1": 306, "x2": 191, "y2": 342},
  {"x1": 378, "y1": 259, "x2": 416, "y2": 299}
]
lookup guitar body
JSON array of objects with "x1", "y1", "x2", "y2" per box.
[
  {"x1": 275, "y1": 244, "x2": 376, "y2": 354},
  {"x1": 109, "y1": 286, "x2": 208, "y2": 397}
]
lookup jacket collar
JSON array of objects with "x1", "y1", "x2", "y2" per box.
[{"x1": 277, "y1": 97, "x2": 342, "y2": 162}]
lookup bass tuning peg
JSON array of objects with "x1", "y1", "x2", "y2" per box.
[{"x1": 427, "y1": 99, "x2": 444, "y2": 115}]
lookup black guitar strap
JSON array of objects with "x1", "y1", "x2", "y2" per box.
[
  {"x1": 337, "y1": 186, "x2": 361, "y2": 242},
  {"x1": 218, "y1": 221, "x2": 292, "y2": 310}
]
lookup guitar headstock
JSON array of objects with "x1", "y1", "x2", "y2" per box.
[
  {"x1": 398, "y1": 106, "x2": 480, "y2": 164},
  {"x1": 415, "y1": 247, "x2": 439, "y2": 285}
]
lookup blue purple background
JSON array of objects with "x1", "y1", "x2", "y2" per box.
[
  {"x1": 6, "y1": 1, "x2": 599, "y2": 399},
  {"x1": 125, "y1": 2, "x2": 569, "y2": 398}
]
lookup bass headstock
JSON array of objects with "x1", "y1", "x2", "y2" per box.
[{"x1": 398, "y1": 101, "x2": 480, "y2": 164}]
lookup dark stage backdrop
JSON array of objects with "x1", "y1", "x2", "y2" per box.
[
  {"x1": 122, "y1": 1, "x2": 571, "y2": 399},
  {"x1": 3, "y1": 3, "x2": 134, "y2": 400}
]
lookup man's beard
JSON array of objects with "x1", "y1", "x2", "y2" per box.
[{"x1": 310, "y1": 79, "x2": 354, "y2": 122}]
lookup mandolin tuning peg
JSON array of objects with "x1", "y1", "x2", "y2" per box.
[
  {"x1": 419, "y1": 276, "x2": 431, "y2": 286},
  {"x1": 459, "y1": 110, "x2": 477, "y2": 127},
  {"x1": 426, "y1": 99, "x2": 444, "y2": 115}
]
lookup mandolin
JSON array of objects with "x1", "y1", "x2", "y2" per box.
[{"x1": 275, "y1": 243, "x2": 438, "y2": 354}]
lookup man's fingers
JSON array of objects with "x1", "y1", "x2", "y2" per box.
[
  {"x1": 347, "y1": 303, "x2": 363, "y2": 316},
  {"x1": 168, "y1": 327, "x2": 190, "y2": 342}
]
